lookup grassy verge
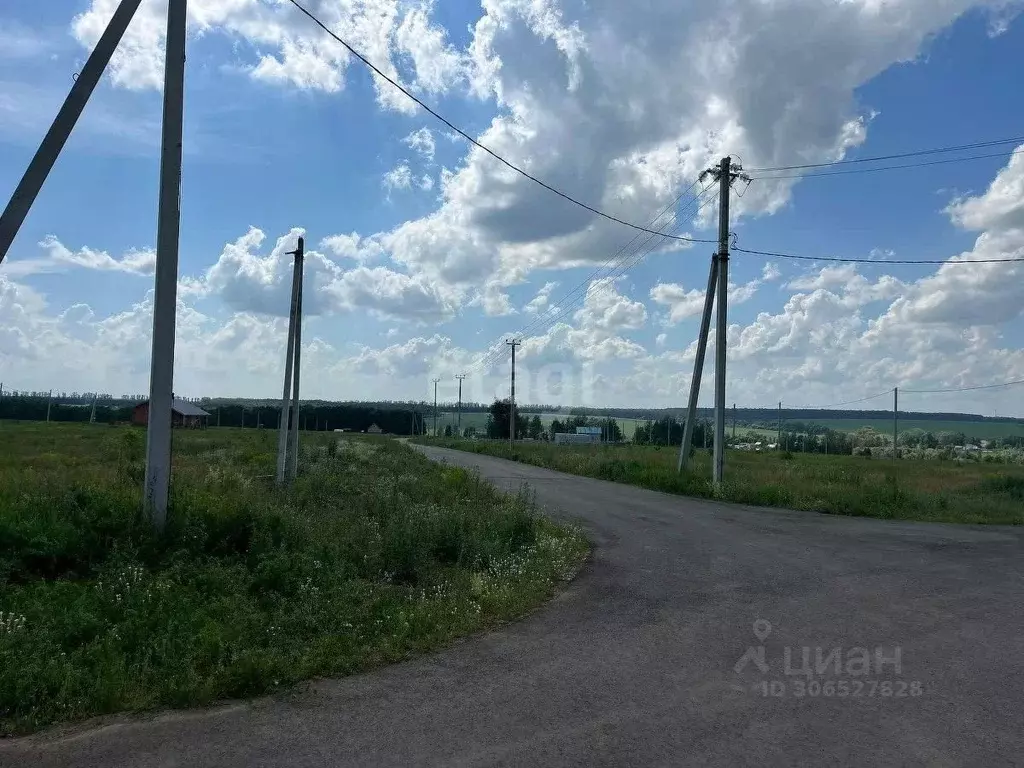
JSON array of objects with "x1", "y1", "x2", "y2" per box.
[
  {"x1": 0, "y1": 424, "x2": 588, "y2": 735},
  {"x1": 416, "y1": 438, "x2": 1024, "y2": 525}
]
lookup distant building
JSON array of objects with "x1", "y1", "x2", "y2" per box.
[
  {"x1": 576, "y1": 426, "x2": 602, "y2": 436},
  {"x1": 132, "y1": 398, "x2": 211, "y2": 429},
  {"x1": 367, "y1": 423, "x2": 383, "y2": 434}
]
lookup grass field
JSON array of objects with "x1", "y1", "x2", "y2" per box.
[
  {"x1": 0, "y1": 423, "x2": 588, "y2": 735},
  {"x1": 418, "y1": 438, "x2": 1024, "y2": 525}
]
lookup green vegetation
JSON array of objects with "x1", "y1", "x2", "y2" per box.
[
  {"x1": 418, "y1": 438, "x2": 1024, "y2": 525},
  {"x1": 0, "y1": 423, "x2": 587, "y2": 735},
  {"x1": 802, "y1": 418, "x2": 1024, "y2": 440}
]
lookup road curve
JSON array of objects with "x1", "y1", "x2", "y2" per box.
[{"x1": 4, "y1": 444, "x2": 1024, "y2": 767}]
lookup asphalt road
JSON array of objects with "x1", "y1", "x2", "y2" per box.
[{"x1": 5, "y1": 444, "x2": 1024, "y2": 767}]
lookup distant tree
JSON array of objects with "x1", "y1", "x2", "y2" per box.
[
  {"x1": 443, "y1": 424, "x2": 453, "y2": 438},
  {"x1": 463, "y1": 426, "x2": 477, "y2": 438},
  {"x1": 550, "y1": 418, "x2": 564, "y2": 436},
  {"x1": 528, "y1": 415, "x2": 544, "y2": 439}
]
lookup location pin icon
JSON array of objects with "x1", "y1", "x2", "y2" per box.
[{"x1": 753, "y1": 619, "x2": 772, "y2": 642}]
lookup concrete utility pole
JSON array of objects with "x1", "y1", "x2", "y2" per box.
[
  {"x1": 90, "y1": 393, "x2": 98, "y2": 424},
  {"x1": 0, "y1": 0, "x2": 144, "y2": 265},
  {"x1": 893, "y1": 387, "x2": 899, "y2": 462},
  {"x1": 732, "y1": 403, "x2": 737, "y2": 439},
  {"x1": 276, "y1": 238, "x2": 303, "y2": 486},
  {"x1": 456, "y1": 374, "x2": 467, "y2": 435},
  {"x1": 778, "y1": 402, "x2": 783, "y2": 448},
  {"x1": 46, "y1": 390, "x2": 52, "y2": 422},
  {"x1": 432, "y1": 379, "x2": 440, "y2": 436},
  {"x1": 678, "y1": 255, "x2": 718, "y2": 473},
  {"x1": 712, "y1": 157, "x2": 732, "y2": 486},
  {"x1": 142, "y1": 0, "x2": 187, "y2": 532},
  {"x1": 289, "y1": 241, "x2": 305, "y2": 482},
  {"x1": 506, "y1": 339, "x2": 522, "y2": 450}
]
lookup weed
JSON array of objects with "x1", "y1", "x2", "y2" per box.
[{"x1": 0, "y1": 424, "x2": 588, "y2": 734}]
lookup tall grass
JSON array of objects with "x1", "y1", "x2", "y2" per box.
[
  {"x1": 419, "y1": 438, "x2": 1024, "y2": 525},
  {"x1": 0, "y1": 424, "x2": 587, "y2": 734}
]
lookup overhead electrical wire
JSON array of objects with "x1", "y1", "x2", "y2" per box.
[
  {"x1": 733, "y1": 246, "x2": 1024, "y2": 266},
  {"x1": 286, "y1": 0, "x2": 717, "y2": 245},
  {"x1": 470, "y1": 181, "x2": 721, "y2": 373},
  {"x1": 747, "y1": 136, "x2": 1024, "y2": 172},
  {"x1": 748, "y1": 147, "x2": 1024, "y2": 180},
  {"x1": 787, "y1": 390, "x2": 894, "y2": 411},
  {"x1": 902, "y1": 378, "x2": 1024, "y2": 394}
]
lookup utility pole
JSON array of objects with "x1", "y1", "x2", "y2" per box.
[
  {"x1": 778, "y1": 402, "x2": 783, "y2": 449},
  {"x1": 90, "y1": 393, "x2": 98, "y2": 424},
  {"x1": 712, "y1": 156, "x2": 734, "y2": 487},
  {"x1": 46, "y1": 390, "x2": 52, "y2": 422},
  {"x1": 678, "y1": 157, "x2": 746, "y2": 481},
  {"x1": 276, "y1": 238, "x2": 303, "y2": 486},
  {"x1": 732, "y1": 403, "x2": 736, "y2": 440},
  {"x1": 432, "y1": 379, "x2": 440, "y2": 436},
  {"x1": 0, "y1": 0, "x2": 144, "y2": 265},
  {"x1": 456, "y1": 374, "x2": 467, "y2": 436},
  {"x1": 142, "y1": 0, "x2": 187, "y2": 532},
  {"x1": 217, "y1": 408, "x2": 220, "y2": 427},
  {"x1": 678, "y1": 254, "x2": 718, "y2": 473},
  {"x1": 289, "y1": 240, "x2": 305, "y2": 482},
  {"x1": 506, "y1": 339, "x2": 522, "y2": 450},
  {"x1": 893, "y1": 387, "x2": 899, "y2": 462}
]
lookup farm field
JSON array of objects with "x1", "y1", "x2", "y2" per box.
[
  {"x1": 419, "y1": 438, "x2": 1024, "y2": 525},
  {"x1": 0, "y1": 423, "x2": 587, "y2": 735}
]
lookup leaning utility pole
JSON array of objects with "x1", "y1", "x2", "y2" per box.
[
  {"x1": 288, "y1": 241, "x2": 305, "y2": 482},
  {"x1": 142, "y1": 0, "x2": 187, "y2": 532},
  {"x1": 0, "y1": 0, "x2": 144, "y2": 264},
  {"x1": 506, "y1": 339, "x2": 522, "y2": 450},
  {"x1": 455, "y1": 374, "x2": 467, "y2": 435},
  {"x1": 432, "y1": 378, "x2": 440, "y2": 436},
  {"x1": 276, "y1": 238, "x2": 303, "y2": 486},
  {"x1": 678, "y1": 254, "x2": 718, "y2": 473}
]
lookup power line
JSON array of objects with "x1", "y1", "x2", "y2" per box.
[
  {"x1": 748, "y1": 148, "x2": 1024, "y2": 180},
  {"x1": 789, "y1": 390, "x2": 894, "y2": 410},
  {"x1": 286, "y1": 0, "x2": 717, "y2": 245},
  {"x1": 469, "y1": 180, "x2": 720, "y2": 373},
  {"x1": 747, "y1": 136, "x2": 1024, "y2": 172},
  {"x1": 473, "y1": 183, "x2": 721, "y2": 373},
  {"x1": 902, "y1": 378, "x2": 1024, "y2": 394},
  {"x1": 733, "y1": 246, "x2": 1024, "y2": 266}
]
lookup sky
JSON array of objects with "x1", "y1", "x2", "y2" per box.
[{"x1": 2, "y1": 0, "x2": 1024, "y2": 416}]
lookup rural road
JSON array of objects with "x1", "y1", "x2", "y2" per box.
[{"x1": 5, "y1": 444, "x2": 1024, "y2": 767}]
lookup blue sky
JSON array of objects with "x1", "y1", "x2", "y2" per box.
[{"x1": 2, "y1": 0, "x2": 1024, "y2": 415}]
